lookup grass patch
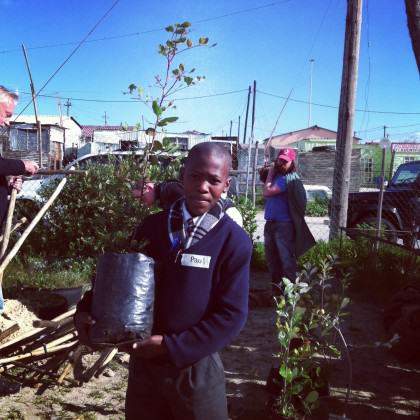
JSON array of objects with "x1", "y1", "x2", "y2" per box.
[{"x1": 2, "y1": 256, "x2": 94, "y2": 290}]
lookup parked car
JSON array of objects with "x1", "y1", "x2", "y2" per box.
[
  {"x1": 304, "y1": 185, "x2": 332, "y2": 202},
  {"x1": 346, "y1": 160, "x2": 420, "y2": 246}
]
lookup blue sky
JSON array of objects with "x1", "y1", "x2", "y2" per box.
[{"x1": 1, "y1": 0, "x2": 419, "y2": 142}]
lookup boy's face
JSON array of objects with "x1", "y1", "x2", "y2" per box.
[{"x1": 183, "y1": 152, "x2": 230, "y2": 216}]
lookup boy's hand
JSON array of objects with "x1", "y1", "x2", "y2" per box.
[
  {"x1": 127, "y1": 335, "x2": 167, "y2": 358},
  {"x1": 74, "y1": 312, "x2": 96, "y2": 346}
]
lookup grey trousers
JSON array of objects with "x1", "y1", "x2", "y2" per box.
[{"x1": 125, "y1": 353, "x2": 228, "y2": 420}]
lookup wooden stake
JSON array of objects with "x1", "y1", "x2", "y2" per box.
[{"x1": 0, "y1": 177, "x2": 67, "y2": 284}]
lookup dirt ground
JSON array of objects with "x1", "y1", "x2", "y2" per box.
[{"x1": 1, "y1": 271, "x2": 420, "y2": 419}]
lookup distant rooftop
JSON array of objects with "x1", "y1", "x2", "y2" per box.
[{"x1": 82, "y1": 125, "x2": 135, "y2": 137}]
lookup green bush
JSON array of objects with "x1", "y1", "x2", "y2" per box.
[
  {"x1": 305, "y1": 197, "x2": 329, "y2": 217},
  {"x1": 233, "y1": 196, "x2": 258, "y2": 242},
  {"x1": 3, "y1": 256, "x2": 95, "y2": 290},
  {"x1": 19, "y1": 154, "x2": 181, "y2": 258},
  {"x1": 339, "y1": 239, "x2": 420, "y2": 301},
  {"x1": 251, "y1": 242, "x2": 267, "y2": 271}
]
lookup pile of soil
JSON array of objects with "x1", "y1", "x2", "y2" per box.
[{"x1": 0, "y1": 299, "x2": 39, "y2": 344}]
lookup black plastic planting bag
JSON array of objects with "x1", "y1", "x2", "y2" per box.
[{"x1": 89, "y1": 252, "x2": 155, "y2": 345}]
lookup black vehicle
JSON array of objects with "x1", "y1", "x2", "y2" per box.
[{"x1": 347, "y1": 160, "x2": 420, "y2": 246}]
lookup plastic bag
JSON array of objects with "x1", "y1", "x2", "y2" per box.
[{"x1": 89, "y1": 252, "x2": 155, "y2": 345}]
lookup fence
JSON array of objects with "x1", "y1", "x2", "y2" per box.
[{"x1": 11, "y1": 144, "x2": 420, "y2": 249}]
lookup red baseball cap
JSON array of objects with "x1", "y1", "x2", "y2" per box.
[{"x1": 277, "y1": 148, "x2": 296, "y2": 162}]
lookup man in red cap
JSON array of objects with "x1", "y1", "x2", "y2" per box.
[{"x1": 262, "y1": 148, "x2": 315, "y2": 295}]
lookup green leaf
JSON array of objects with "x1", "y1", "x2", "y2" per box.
[
  {"x1": 152, "y1": 140, "x2": 163, "y2": 151},
  {"x1": 165, "y1": 25, "x2": 174, "y2": 32},
  {"x1": 184, "y1": 76, "x2": 194, "y2": 86},
  {"x1": 152, "y1": 100, "x2": 163, "y2": 117},
  {"x1": 199, "y1": 37, "x2": 209, "y2": 45},
  {"x1": 181, "y1": 21, "x2": 191, "y2": 28},
  {"x1": 127, "y1": 83, "x2": 137, "y2": 93},
  {"x1": 305, "y1": 390, "x2": 319, "y2": 404},
  {"x1": 340, "y1": 297, "x2": 350, "y2": 309},
  {"x1": 187, "y1": 39, "x2": 193, "y2": 48},
  {"x1": 279, "y1": 364, "x2": 293, "y2": 382},
  {"x1": 157, "y1": 116, "x2": 178, "y2": 127},
  {"x1": 179, "y1": 63, "x2": 185, "y2": 72}
]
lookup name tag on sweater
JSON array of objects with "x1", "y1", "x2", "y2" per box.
[{"x1": 181, "y1": 253, "x2": 211, "y2": 269}]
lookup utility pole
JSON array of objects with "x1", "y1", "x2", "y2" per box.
[
  {"x1": 250, "y1": 80, "x2": 256, "y2": 145},
  {"x1": 57, "y1": 97, "x2": 63, "y2": 127},
  {"x1": 64, "y1": 99, "x2": 72, "y2": 116},
  {"x1": 22, "y1": 44, "x2": 42, "y2": 167},
  {"x1": 245, "y1": 80, "x2": 257, "y2": 201},
  {"x1": 237, "y1": 115, "x2": 241, "y2": 148},
  {"x1": 308, "y1": 58, "x2": 315, "y2": 127},
  {"x1": 229, "y1": 120, "x2": 232, "y2": 137},
  {"x1": 329, "y1": 0, "x2": 363, "y2": 240},
  {"x1": 243, "y1": 85, "x2": 251, "y2": 144},
  {"x1": 102, "y1": 111, "x2": 108, "y2": 126}
]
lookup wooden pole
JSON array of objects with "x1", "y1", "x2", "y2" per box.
[
  {"x1": 251, "y1": 141, "x2": 259, "y2": 206},
  {"x1": 0, "y1": 189, "x2": 17, "y2": 259},
  {"x1": 250, "y1": 80, "x2": 256, "y2": 145},
  {"x1": 0, "y1": 177, "x2": 67, "y2": 284},
  {"x1": 22, "y1": 44, "x2": 43, "y2": 167},
  {"x1": 242, "y1": 86, "x2": 251, "y2": 144},
  {"x1": 329, "y1": 0, "x2": 363, "y2": 240}
]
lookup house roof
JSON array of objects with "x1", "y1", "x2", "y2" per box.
[
  {"x1": 81, "y1": 125, "x2": 135, "y2": 137},
  {"x1": 181, "y1": 130, "x2": 208, "y2": 136},
  {"x1": 264, "y1": 125, "x2": 361, "y2": 148},
  {"x1": 13, "y1": 115, "x2": 82, "y2": 129}
]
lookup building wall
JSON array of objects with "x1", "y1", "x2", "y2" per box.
[{"x1": 297, "y1": 149, "x2": 362, "y2": 192}]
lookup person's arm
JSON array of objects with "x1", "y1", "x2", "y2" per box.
[
  {"x1": 0, "y1": 156, "x2": 39, "y2": 176},
  {"x1": 263, "y1": 166, "x2": 282, "y2": 197}
]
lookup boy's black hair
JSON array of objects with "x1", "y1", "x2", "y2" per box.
[{"x1": 186, "y1": 142, "x2": 232, "y2": 172}]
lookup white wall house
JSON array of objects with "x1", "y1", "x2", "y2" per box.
[
  {"x1": 13, "y1": 115, "x2": 83, "y2": 160},
  {"x1": 79, "y1": 126, "x2": 212, "y2": 157}
]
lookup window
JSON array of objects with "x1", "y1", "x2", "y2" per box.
[
  {"x1": 392, "y1": 161, "x2": 420, "y2": 185},
  {"x1": 167, "y1": 137, "x2": 188, "y2": 151},
  {"x1": 9, "y1": 128, "x2": 49, "y2": 152},
  {"x1": 404, "y1": 156, "x2": 416, "y2": 163},
  {"x1": 361, "y1": 157, "x2": 373, "y2": 184}
]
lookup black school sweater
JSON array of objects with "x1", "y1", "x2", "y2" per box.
[
  {"x1": 77, "y1": 211, "x2": 252, "y2": 368},
  {"x1": 133, "y1": 211, "x2": 252, "y2": 368}
]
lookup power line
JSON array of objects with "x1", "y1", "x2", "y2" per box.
[
  {"x1": 17, "y1": 88, "x2": 248, "y2": 104},
  {"x1": 257, "y1": 89, "x2": 420, "y2": 115},
  {"x1": 13, "y1": 0, "x2": 122, "y2": 121},
  {"x1": 355, "y1": 122, "x2": 420, "y2": 134},
  {"x1": 0, "y1": 0, "x2": 292, "y2": 55},
  {"x1": 16, "y1": 87, "x2": 420, "y2": 117}
]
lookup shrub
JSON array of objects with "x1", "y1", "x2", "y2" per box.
[
  {"x1": 251, "y1": 242, "x2": 267, "y2": 271},
  {"x1": 3, "y1": 256, "x2": 95, "y2": 290},
  {"x1": 339, "y1": 239, "x2": 420, "y2": 301},
  {"x1": 233, "y1": 196, "x2": 258, "y2": 242},
  {"x1": 18, "y1": 154, "x2": 181, "y2": 258},
  {"x1": 305, "y1": 197, "x2": 329, "y2": 217}
]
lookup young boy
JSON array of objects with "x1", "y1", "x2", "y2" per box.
[{"x1": 74, "y1": 142, "x2": 252, "y2": 420}]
